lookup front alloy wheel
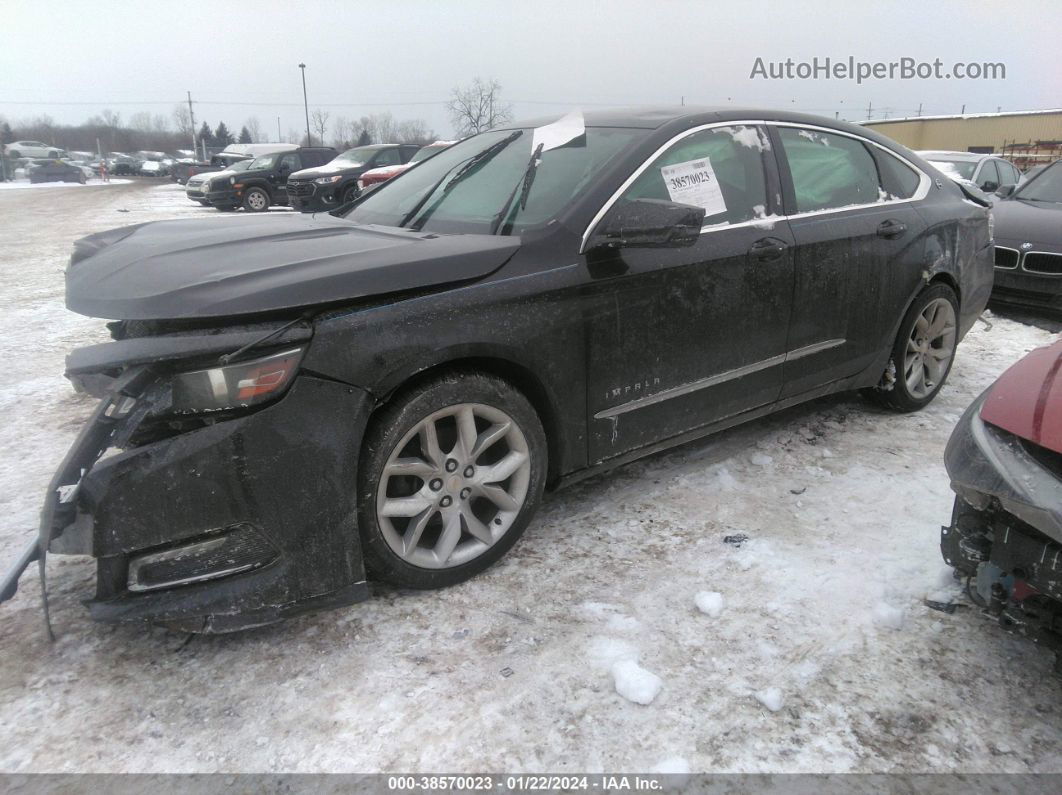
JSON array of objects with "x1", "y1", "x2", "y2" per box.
[{"x1": 358, "y1": 372, "x2": 546, "y2": 589}]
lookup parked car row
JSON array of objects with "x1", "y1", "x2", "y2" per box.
[{"x1": 186, "y1": 141, "x2": 455, "y2": 212}]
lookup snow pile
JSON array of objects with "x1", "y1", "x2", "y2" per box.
[
  {"x1": 872, "y1": 602, "x2": 905, "y2": 631},
  {"x1": 754, "y1": 687, "x2": 785, "y2": 712},
  {"x1": 651, "y1": 757, "x2": 691, "y2": 774},
  {"x1": 611, "y1": 660, "x2": 663, "y2": 705},
  {"x1": 694, "y1": 591, "x2": 725, "y2": 618}
]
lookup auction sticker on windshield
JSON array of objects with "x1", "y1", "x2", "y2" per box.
[{"x1": 661, "y1": 157, "x2": 727, "y2": 216}]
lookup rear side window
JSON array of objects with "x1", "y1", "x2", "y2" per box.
[
  {"x1": 374, "y1": 148, "x2": 403, "y2": 167},
  {"x1": 619, "y1": 125, "x2": 770, "y2": 226},
  {"x1": 874, "y1": 149, "x2": 922, "y2": 199},
  {"x1": 977, "y1": 160, "x2": 1000, "y2": 191},
  {"x1": 778, "y1": 127, "x2": 881, "y2": 212}
]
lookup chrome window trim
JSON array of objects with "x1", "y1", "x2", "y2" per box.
[
  {"x1": 993, "y1": 245, "x2": 1021, "y2": 270},
  {"x1": 594, "y1": 338, "x2": 845, "y2": 420},
  {"x1": 580, "y1": 120, "x2": 932, "y2": 254},
  {"x1": 1021, "y1": 251, "x2": 1062, "y2": 277}
]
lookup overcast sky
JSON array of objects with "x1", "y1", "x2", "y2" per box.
[{"x1": 3, "y1": 0, "x2": 1060, "y2": 142}]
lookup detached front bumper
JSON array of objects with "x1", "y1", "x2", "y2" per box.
[{"x1": 4, "y1": 367, "x2": 374, "y2": 633}]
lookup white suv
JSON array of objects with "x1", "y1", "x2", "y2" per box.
[{"x1": 5, "y1": 140, "x2": 64, "y2": 159}]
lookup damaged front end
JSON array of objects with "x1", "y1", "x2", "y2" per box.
[
  {"x1": 2, "y1": 322, "x2": 373, "y2": 633},
  {"x1": 942, "y1": 389, "x2": 1062, "y2": 670}
]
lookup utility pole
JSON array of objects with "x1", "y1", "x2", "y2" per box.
[
  {"x1": 916, "y1": 102, "x2": 922, "y2": 117},
  {"x1": 187, "y1": 91, "x2": 197, "y2": 157},
  {"x1": 277, "y1": 116, "x2": 282, "y2": 143},
  {"x1": 299, "y1": 63, "x2": 311, "y2": 145},
  {"x1": 866, "y1": 101, "x2": 873, "y2": 120},
  {"x1": 961, "y1": 103, "x2": 966, "y2": 115},
  {"x1": 680, "y1": 95, "x2": 684, "y2": 106}
]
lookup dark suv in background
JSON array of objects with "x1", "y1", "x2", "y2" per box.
[
  {"x1": 206, "y1": 146, "x2": 336, "y2": 212},
  {"x1": 287, "y1": 144, "x2": 419, "y2": 212}
]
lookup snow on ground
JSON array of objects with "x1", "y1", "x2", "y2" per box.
[
  {"x1": 0, "y1": 178, "x2": 134, "y2": 190},
  {"x1": 0, "y1": 181, "x2": 1060, "y2": 773}
]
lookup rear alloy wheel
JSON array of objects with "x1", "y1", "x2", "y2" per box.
[
  {"x1": 358, "y1": 373, "x2": 546, "y2": 589},
  {"x1": 866, "y1": 283, "x2": 959, "y2": 412},
  {"x1": 242, "y1": 187, "x2": 270, "y2": 212}
]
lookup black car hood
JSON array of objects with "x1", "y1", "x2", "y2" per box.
[
  {"x1": 992, "y1": 199, "x2": 1062, "y2": 246},
  {"x1": 66, "y1": 214, "x2": 520, "y2": 320}
]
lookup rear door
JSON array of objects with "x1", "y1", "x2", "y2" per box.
[
  {"x1": 584, "y1": 123, "x2": 795, "y2": 462},
  {"x1": 771, "y1": 124, "x2": 928, "y2": 397}
]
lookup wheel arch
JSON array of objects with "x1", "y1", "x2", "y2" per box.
[{"x1": 370, "y1": 352, "x2": 566, "y2": 485}]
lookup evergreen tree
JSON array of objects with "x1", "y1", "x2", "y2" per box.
[
  {"x1": 214, "y1": 121, "x2": 234, "y2": 146},
  {"x1": 356, "y1": 129, "x2": 372, "y2": 146},
  {"x1": 0, "y1": 121, "x2": 12, "y2": 146},
  {"x1": 198, "y1": 122, "x2": 214, "y2": 146},
  {"x1": 238, "y1": 126, "x2": 253, "y2": 144}
]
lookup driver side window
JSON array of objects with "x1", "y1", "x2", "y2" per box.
[{"x1": 619, "y1": 125, "x2": 770, "y2": 226}]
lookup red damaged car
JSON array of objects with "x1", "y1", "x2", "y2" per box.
[{"x1": 942, "y1": 340, "x2": 1062, "y2": 671}]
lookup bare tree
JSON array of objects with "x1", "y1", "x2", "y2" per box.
[
  {"x1": 172, "y1": 104, "x2": 193, "y2": 138},
  {"x1": 151, "y1": 114, "x2": 169, "y2": 134},
  {"x1": 311, "y1": 109, "x2": 330, "y2": 146},
  {"x1": 245, "y1": 116, "x2": 263, "y2": 143},
  {"x1": 397, "y1": 118, "x2": 434, "y2": 144},
  {"x1": 447, "y1": 77, "x2": 512, "y2": 136},
  {"x1": 129, "y1": 112, "x2": 153, "y2": 133},
  {"x1": 100, "y1": 109, "x2": 122, "y2": 130}
]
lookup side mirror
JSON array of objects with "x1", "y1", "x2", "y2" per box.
[
  {"x1": 591, "y1": 198, "x2": 706, "y2": 249},
  {"x1": 995, "y1": 183, "x2": 1015, "y2": 198},
  {"x1": 979, "y1": 180, "x2": 999, "y2": 193}
]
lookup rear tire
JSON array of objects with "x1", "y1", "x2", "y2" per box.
[
  {"x1": 242, "y1": 186, "x2": 270, "y2": 212},
  {"x1": 864, "y1": 283, "x2": 959, "y2": 412},
  {"x1": 357, "y1": 372, "x2": 547, "y2": 590},
  {"x1": 341, "y1": 184, "x2": 360, "y2": 205}
]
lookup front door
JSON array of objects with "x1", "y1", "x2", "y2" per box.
[{"x1": 584, "y1": 124, "x2": 795, "y2": 463}]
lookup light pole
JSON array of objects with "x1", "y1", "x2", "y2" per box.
[{"x1": 298, "y1": 63, "x2": 311, "y2": 145}]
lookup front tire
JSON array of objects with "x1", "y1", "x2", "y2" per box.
[
  {"x1": 341, "y1": 184, "x2": 360, "y2": 205},
  {"x1": 242, "y1": 187, "x2": 270, "y2": 212},
  {"x1": 865, "y1": 283, "x2": 959, "y2": 412},
  {"x1": 357, "y1": 372, "x2": 547, "y2": 590}
]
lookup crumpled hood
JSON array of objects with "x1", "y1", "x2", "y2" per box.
[
  {"x1": 66, "y1": 214, "x2": 520, "y2": 320},
  {"x1": 981, "y1": 340, "x2": 1062, "y2": 454},
  {"x1": 991, "y1": 199, "x2": 1062, "y2": 247}
]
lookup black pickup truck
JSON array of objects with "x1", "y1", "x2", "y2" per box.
[{"x1": 205, "y1": 146, "x2": 336, "y2": 211}]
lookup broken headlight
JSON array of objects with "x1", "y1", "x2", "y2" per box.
[{"x1": 170, "y1": 347, "x2": 306, "y2": 414}]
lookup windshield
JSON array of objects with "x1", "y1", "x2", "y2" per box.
[
  {"x1": 1015, "y1": 162, "x2": 1062, "y2": 202},
  {"x1": 229, "y1": 159, "x2": 253, "y2": 173},
  {"x1": 247, "y1": 153, "x2": 279, "y2": 170},
  {"x1": 409, "y1": 144, "x2": 448, "y2": 164},
  {"x1": 333, "y1": 147, "x2": 377, "y2": 166},
  {"x1": 928, "y1": 158, "x2": 977, "y2": 180},
  {"x1": 344, "y1": 127, "x2": 644, "y2": 235}
]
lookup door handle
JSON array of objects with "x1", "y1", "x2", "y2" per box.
[
  {"x1": 748, "y1": 237, "x2": 787, "y2": 261},
  {"x1": 876, "y1": 219, "x2": 907, "y2": 239}
]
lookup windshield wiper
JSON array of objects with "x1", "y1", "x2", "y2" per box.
[
  {"x1": 490, "y1": 142, "x2": 545, "y2": 236},
  {"x1": 399, "y1": 130, "x2": 523, "y2": 230}
]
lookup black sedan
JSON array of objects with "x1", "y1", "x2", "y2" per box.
[
  {"x1": 0, "y1": 108, "x2": 993, "y2": 633},
  {"x1": 990, "y1": 161, "x2": 1062, "y2": 315},
  {"x1": 27, "y1": 158, "x2": 87, "y2": 184}
]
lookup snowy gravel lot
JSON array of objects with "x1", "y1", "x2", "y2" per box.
[{"x1": 0, "y1": 182, "x2": 1059, "y2": 773}]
